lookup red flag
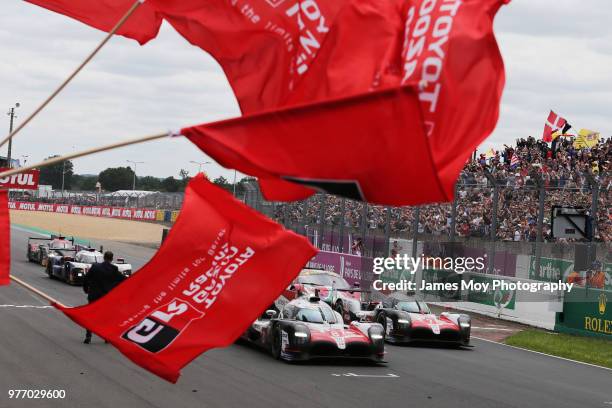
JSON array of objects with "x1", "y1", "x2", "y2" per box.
[
  {"x1": 148, "y1": 0, "x2": 350, "y2": 114},
  {"x1": 25, "y1": 0, "x2": 162, "y2": 45},
  {"x1": 183, "y1": 0, "x2": 508, "y2": 204},
  {"x1": 54, "y1": 176, "x2": 316, "y2": 383},
  {"x1": 542, "y1": 110, "x2": 567, "y2": 142},
  {"x1": 183, "y1": 86, "x2": 449, "y2": 206},
  {"x1": 0, "y1": 190, "x2": 9, "y2": 286}
]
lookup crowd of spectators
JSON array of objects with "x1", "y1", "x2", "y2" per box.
[{"x1": 273, "y1": 136, "x2": 611, "y2": 243}]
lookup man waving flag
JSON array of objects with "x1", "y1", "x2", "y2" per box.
[{"x1": 54, "y1": 175, "x2": 316, "y2": 382}]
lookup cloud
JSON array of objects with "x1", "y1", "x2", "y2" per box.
[{"x1": 1, "y1": 1, "x2": 610, "y2": 179}]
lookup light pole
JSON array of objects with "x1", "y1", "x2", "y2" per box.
[
  {"x1": 127, "y1": 160, "x2": 144, "y2": 190},
  {"x1": 190, "y1": 160, "x2": 210, "y2": 174},
  {"x1": 232, "y1": 170, "x2": 237, "y2": 196},
  {"x1": 6, "y1": 103, "x2": 20, "y2": 168},
  {"x1": 61, "y1": 146, "x2": 75, "y2": 194}
]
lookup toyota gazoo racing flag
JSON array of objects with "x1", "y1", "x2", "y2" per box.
[
  {"x1": 542, "y1": 110, "x2": 568, "y2": 142},
  {"x1": 183, "y1": 0, "x2": 509, "y2": 205},
  {"x1": 54, "y1": 175, "x2": 317, "y2": 382},
  {"x1": 25, "y1": 0, "x2": 163, "y2": 44},
  {"x1": 148, "y1": 0, "x2": 351, "y2": 113},
  {"x1": 0, "y1": 190, "x2": 9, "y2": 286}
]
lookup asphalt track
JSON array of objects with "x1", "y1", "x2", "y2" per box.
[{"x1": 1, "y1": 226, "x2": 611, "y2": 408}]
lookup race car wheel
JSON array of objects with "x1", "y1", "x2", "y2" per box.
[
  {"x1": 271, "y1": 327, "x2": 282, "y2": 360},
  {"x1": 376, "y1": 313, "x2": 387, "y2": 338},
  {"x1": 46, "y1": 265, "x2": 53, "y2": 279},
  {"x1": 335, "y1": 302, "x2": 347, "y2": 322}
]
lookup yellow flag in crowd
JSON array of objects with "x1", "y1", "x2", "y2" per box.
[
  {"x1": 485, "y1": 148, "x2": 496, "y2": 158},
  {"x1": 575, "y1": 129, "x2": 600, "y2": 149}
]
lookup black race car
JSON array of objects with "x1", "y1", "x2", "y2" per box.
[
  {"x1": 27, "y1": 235, "x2": 75, "y2": 265},
  {"x1": 374, "y1": 297, "x2": 471, "y2": 347},
  {"x1": 242, "y1": 296, "x2": 385, "y2": 362}
]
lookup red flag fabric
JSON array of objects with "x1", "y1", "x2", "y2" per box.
[
  {"x1": 148, "y1": 0, "x2": 351, "y2": 114},
  {"x1": 183, "y1": 86, "x2": 450, "y2": 206},
  {"x1": 183, "y1": 0, "x2": 508, "y2": 204},
  {"x1": 0, "y1": 190, "x2": 9, "y2": 286},
  {"x1": 54, "y1": 175, "x2": 316, "y2": 382},
  {"x1": 542, "y1": 110, "x2": 567, "y2": 142},
  {"x1": 25, "y1": 0, "x2": 162, "y2": 45}
]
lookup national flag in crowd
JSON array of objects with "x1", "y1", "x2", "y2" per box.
[
  {"x1": 510, "y1": 154, "x2": 520, "y2": 168},
  {"x1": 485, "y1": 148, "x2": 496, "y2": 158},
  {"x1": 0, "y1": 190, "x2": 9, "y2": 286},
  {"x1": 54, "y1": 176, "x2": 317, "y2": 382},
  {"x1": 542, "y1": 110, "x2": 568, "y2": 142},
  {"x1": 575, "y1": 129, "x2": 601, "y2": 149}
]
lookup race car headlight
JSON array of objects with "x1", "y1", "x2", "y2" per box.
[
  {"x1": 293, "y1": 325, "x2": 310, "y2": 344},
  {"x1": 370, "y1": 333, "x2": 383, "y2": 340},
  {"x1": 397, "y1": 319, "x2": 411, "y2": 324},
  {"x1": 294, "y1": 332, "x2": 308, "y2": 338},
  {"x1": 458, "y1": 315, "x2": 471, "y2": 329},
  {"x1": 368, "y1": 327, "x2": 385, "y2": 343}
]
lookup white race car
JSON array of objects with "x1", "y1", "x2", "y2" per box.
[{"x1": 46, "y1": 248, "x2": 133, "y2": 285}]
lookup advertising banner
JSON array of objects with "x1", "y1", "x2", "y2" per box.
[
  {"x1": 306, "y1": 251, "x2": 373, "y2": 288},
  {"x1": 9, "y1": 201, "x2": 157, "y2": 221},
  {"x1": 465, "y1": 274, "x2": 516, "y2": 310},
  {"x1": 0, "y1": 168, "x2": 40, "y2": 190},
  {"x1": 556, "y1": 287, "x2": 611, "y2": 338}
]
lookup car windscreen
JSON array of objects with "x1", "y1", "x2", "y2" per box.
[
  {"x1": 397, "y1": 301, "x2": 430, "y2": 314},
  {"x1": 295, "y1": 306, "x2": 337, "y2": 324},
  {"x1": 298, "y1": 274, "x2": 350, "y2": 289},
  {"x1": 78, "y1": 254, "x2": 103, "y2": 263},
  {"x1": 51, "y1": 240, "x2": 72, "y2": 249}
]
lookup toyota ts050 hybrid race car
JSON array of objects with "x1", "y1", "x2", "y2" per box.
[
  {"x1": 242, "y1": 295, "x2": 385, "y2": 362},
  {"x1": 46, "y1": 248, "x2": 133, "y2": 285},
  {"x1": 374, "y1": 296, "x2": 471, "y2": 347},
  {"x1": 27, "y1": 235, "x2": 75, "y2": 265},
  {"x1": 281, "y1": 269, "x2": 381, "y2": 324}
]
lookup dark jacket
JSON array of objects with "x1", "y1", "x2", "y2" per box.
[{"x1": 83, "y1": 261, "x2": 126, "y2": 302}]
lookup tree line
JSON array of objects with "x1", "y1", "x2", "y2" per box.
[{"x1": 38, "y1": 156, "x2": 252, "y2": 194}]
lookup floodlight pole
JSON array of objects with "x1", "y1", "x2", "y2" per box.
[{"x1": 6, "y1": 103, "x2": 19, "y2": 168}]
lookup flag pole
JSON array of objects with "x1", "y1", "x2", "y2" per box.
[
  {"x1": 0, "y1": 0, "x2": 144, "y2": 150},
  {"x1": 0, "y1": 131, "x2": 171, "y2": 179},
  {"x1": 10, "y1": 275, "x2": 66, "y2": 308}
]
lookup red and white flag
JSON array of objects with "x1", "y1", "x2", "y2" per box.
[
  {"x1": 510, "y1": 153, "x2": 519, "y2": 167},
  {"x1": 54, "y1": 176, "x2": 316, "y2": 382},
  {"x1": 0, "y1": 190, "x2": 9, "y2": 286},
  {"x1": 542, "y1": 110, "x2": 567, "y2": 142}
]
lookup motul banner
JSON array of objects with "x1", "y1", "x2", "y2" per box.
[
  {"x1": 9, "y1": 201, "x2": 157, "y2": 221},
  {"x1": 0, "y1": 169, "x2": 40, "y2": 190}
]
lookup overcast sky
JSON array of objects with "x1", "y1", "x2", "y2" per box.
[{"x1": 1, "y1": 1, "x2": 610, "y2": 179}]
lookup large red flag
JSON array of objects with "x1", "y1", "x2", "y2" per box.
[
  {"x1": 183, "y1": 0, "x2": 508, "y2": 204},
  {"x1": 0, "y1": 190, "x2": 9, "y2": 286},
  {"x1": 182, "y1": 86, "x2": 448, "y2": 206},
  {"x1": 54, "y1": 175, "x2": 316, "y2": 383},
  {"x1": 25, "y1": 0, "x2": 162, "y2": 44},
  {"x1": 148, "y1": 0, "x2": 351, "y2": 114},
  {"x1": 399, "y1": 0, "x2": 509, "y2": 200}
]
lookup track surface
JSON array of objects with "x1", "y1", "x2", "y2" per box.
[{"x1": 1, "y1": 226, "x2": 611, "y2": 408}]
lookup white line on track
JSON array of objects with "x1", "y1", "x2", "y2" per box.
[
  {"x1": 471, "y1": 327, "x2": 515, "y2": 331},
  {"x1": 0, "y1": 304, "x2": 53, "y2": 309},
  {"x1": 473, "y1": 336, "x2": 612, "y2": 372},
  {"x1": 331, "y1": 373, "x2": 399, "y2": 378}
]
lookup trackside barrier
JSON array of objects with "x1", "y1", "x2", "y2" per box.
[{"x1": 9, "y1": 201, "x2": 157, "y2": 221}]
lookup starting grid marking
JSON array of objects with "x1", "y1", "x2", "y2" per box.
[
  {"x1": 331, "y1": 373, "x2": 400, "y2": 378},
  {"x1": 0, "y1": 304, "x2": 53, "y2": 309}
]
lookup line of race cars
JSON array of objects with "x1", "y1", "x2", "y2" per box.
[
  {"x1": 25, "y1": 238, "x2": 472, "y2": 362},
  {"x1": 27, "y1": 235, "x2": 132, "y2": 285},
  {"x1": 241, "y1": 269, "x2": 472, "y2": 362}
]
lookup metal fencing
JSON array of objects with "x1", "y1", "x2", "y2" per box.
[{"x1": 244, "y1": 171, "x2": 611, "y2": 267}]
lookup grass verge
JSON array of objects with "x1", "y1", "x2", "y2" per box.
[{"x1": 504, "y1": 329, "x2": 612, "y2": 369}]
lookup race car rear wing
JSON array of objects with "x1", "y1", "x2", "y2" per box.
[{"x1": 28, "y1": 236, "x2": 75, "y2": 243}]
